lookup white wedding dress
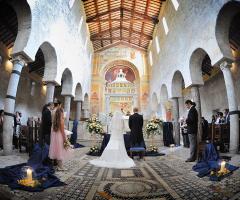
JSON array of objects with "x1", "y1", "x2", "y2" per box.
[{"x1": 89, "y1": 111, "x2": 135, "y2": 169}]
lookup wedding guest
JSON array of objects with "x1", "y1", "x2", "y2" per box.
[
  {"x1": 52, "y1": 99, "x2": 62, "y2": 121},
  {"x1": 201, "y1": 117, "x2": 209, "y2": 141},
  {"x1": 179, "y1": 116, "x2": 189, "y2": 148},
  {"x1": 185, "y1": 100, "x2": 198, "y2": 162},
  {"x1": 0, "y1": 109, "x2": 4, "y2": 149},
  {"x1": 211, "y1": 115, "x2": 216, "y2": 124},
  {"x1": 215, "y1": 112, "x2": 225, "y2": 124},
  {"x1": 224, "y1": 109, "x2": 230, "y2": 124},
  {"x1": 41, "y1": 102, "x2": 54, "y2": 145},
  {"x1": 13, "y1": 111, "x2": 21, "y2": 149},
  {"x1": 129, "y1": 107, "x2": 145, "y2": 152},
  {"x1": 49, "y1": 107, "x2": 73, "y2": 171}
]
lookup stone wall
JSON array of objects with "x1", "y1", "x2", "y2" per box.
[
  {"x1": 0, "y1": 0, "x2": 94, "y2": 123},
  {"x1": 91, "y1": 44, "x2": 150, "y2": 115},
  {"x1": 148, "y1": 0, "x2": 240, "y2": 120}
]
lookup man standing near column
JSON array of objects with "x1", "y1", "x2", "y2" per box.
[{"x1": 185, "y1": 100, "x2": 198, "y2": 162}]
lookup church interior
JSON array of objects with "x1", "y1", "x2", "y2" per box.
[{"x1": 0, "y1": 0, "x2": 240, "y2": 199}]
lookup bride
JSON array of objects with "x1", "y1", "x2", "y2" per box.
[{"x1": 89, "y1": 111, "x2": 135, "y2": 168}]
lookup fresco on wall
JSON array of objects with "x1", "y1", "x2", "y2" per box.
[{"x1": 105, "y1": 66, "x2": 135, "y2": 83}]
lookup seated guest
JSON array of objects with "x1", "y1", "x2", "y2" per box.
[
  {"x1": 201, "y1": 117, "x2": 209, "y2": 141},
  {"x1": 0, "y1": 109, "x2": 3, "y2": 149},
  {"x1": 224, "y1": 109, "x2": 230, "y2": 124},
  {"x1": 215, "y1": 112, "x2": 225, "y2": 124},
  {"x1": 179, "y1": 116, "x2": 189, "y2": 148},
  {"x1": 211, "y1": 115, "x2": 216, "y2": 124}
]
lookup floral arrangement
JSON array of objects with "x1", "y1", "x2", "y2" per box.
[
  {"x1": 89, "y1": 145, "x2": 100, "y2": 154},
  {"x1": 86, "y1": 114, "x2": 104, "y2": 135},
  {"x1": 144, "y1": 118, "x2": 163, "y2": 137},
  {"x1": 147, "y1": 145, "x2": 158, "y2": 153},
  {"x1": 63, "y1": 139, "x2": 71, "y2": 149}
]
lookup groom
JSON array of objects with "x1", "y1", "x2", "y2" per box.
[{"x1": 129, "y1": 107, "x2": 144, "y2": 147}]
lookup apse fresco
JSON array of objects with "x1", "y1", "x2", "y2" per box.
[{"x1": 105, "y1": 66, "x2": 135, "y2": 83}]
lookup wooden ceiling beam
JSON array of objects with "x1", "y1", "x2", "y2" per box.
[
  {"x1": 94, "y1": 41, "x2": 146, "y2": 53},
  {"x1": 90, "y1": 27, "x2": 152, "y2": 40},
  {"x1": 93, "y1": 0, "x2": 103, "y2": 47},
  {"x1": 91, "y1": 37, "x2": 149, "y2": 41},
  {"x1": 139, "y1": 0, "x2": 150, "y2": 46},
  {"x1": 108, "y1": 0, "x2": 112, "y2": 44},
  {"x1": 86, "y1": 7, "x2": 120, "y2": 23},
  {"x1": 88, "y1": 18, "x2": 154, "y2": 23},
  {"x1": 122, "y1": 7, "x2": 159, "y2": 24}
]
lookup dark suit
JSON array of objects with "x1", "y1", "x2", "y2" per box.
[
  {"x1": 129, "y1": 113, "x2": 144, "y2": 147},
  {"x1": 186, "y1": 106, "x2": 198, "y2": 160},
  {"x1": 41, "y1": 108, "x2": 52, "y2": 145}
]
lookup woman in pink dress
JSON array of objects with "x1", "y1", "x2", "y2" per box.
[{"x1": 49, "y1": 107, "x2": 73, "y2": 170}]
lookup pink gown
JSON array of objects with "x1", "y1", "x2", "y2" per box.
[{"x1": 49, "y1": 129, "x2": 73, "y2": 161}]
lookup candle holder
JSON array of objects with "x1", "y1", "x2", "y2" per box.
[
  {"x1": 18, "y1": 166, "x2": 40, "y2": 188},
  {"x1": 210, "y1": 160, "x2": 231, "y2": 181}
]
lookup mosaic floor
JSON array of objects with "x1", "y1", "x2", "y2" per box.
[{"x1": 0, "y1": 147, "x2": 240, "y2": 200}]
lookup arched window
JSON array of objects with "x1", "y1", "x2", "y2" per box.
[
  {"x1": 171, "y1": 0, "x2": 179, "y2": 11},
  {"x1": 78, "y1": 17, "x2": 83, "y2": 33},
  {"x1": 155, "y1": 36, "x2": 160, "y2": 53},
  {"x1": 149, "y1": 51, "x2": 153, "y2": 66},
  {"x1": 162, "y1": 17, "x2": 169, "y2": 35}
]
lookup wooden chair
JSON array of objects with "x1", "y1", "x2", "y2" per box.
[{"x1": 18, "y1": 125, "x2": 29, "y2": 153}]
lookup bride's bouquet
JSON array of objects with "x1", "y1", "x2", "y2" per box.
[{"x1": 86, "y1": 114, "x2": 104, "y2": 135}]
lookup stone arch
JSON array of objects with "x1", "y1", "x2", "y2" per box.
[
  {"x1": 74, "y1": 83, "x2": 83, "y2": 101},
  {"x1": 151, "y1": 92, "x2": 158, "y2": 112},
  {"x1": 101, "y1": 59, "x2": 140, "y2": 82},
  {"x1": 83, "y1": 93, "x2": 89, "y2": 110},
  {"x1": 36, "y1": 42, "x2": 58, "y2": 82},
  {"x1": 159, "y1": 84, "x2": 169, "y2": 121},
  {"x1": 7, "y1": 0, "x2": 32, "y2": 59},
  {"x1": 160, "y1": 84, "x2": 169, "y2": 103},
  {"x1": 171, "y1": 70, "x2": 185, "y2": 98},
  {"x1": 61, "y1": 68, "x2": 73, "y2": 96},
  {"x1": 189, "y1": 48, "x2": 210, "y2": 86},
  {"x1": 215, "y1": 1, "x2": 240, "y2": 60}
]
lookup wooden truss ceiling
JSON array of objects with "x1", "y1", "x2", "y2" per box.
[{"x1": 83, "y1": 0, "x2": 165, "y2": 52}]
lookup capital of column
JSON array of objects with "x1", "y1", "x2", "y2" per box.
[
  {"x1": 220, "y1": 60, "x2": 232, "y2": 71},
  {"x1": 12, "y1": 55, "x2": 27, "y2": 67}
]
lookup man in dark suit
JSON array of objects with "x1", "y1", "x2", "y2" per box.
[
  {"x1": 41, "y1": 102, "x2": 54, "y2": 145},
  {"x1": 185, "y1": 100, "x2": 198, "y2": 162},
  {"x1": 129, "y1": 107, "x2": 144, "y2": 147}
]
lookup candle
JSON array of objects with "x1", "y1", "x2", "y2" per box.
[
  {"x1": 220, "y1": 161, "x2": 226, "y2": 173},
  {"x1": 26, "y1": 168, "x2": 32, "y2": 181}
]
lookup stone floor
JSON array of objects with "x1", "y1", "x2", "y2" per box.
[{"x1": 0, "y1": 146, "x2": 240, "y2": 200}]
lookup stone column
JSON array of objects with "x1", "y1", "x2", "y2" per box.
[
  {"x1": 105, "y1": 96, "x2": 110, "y2": 114},
  {"x1": 75, "y1": 101, "x2": 82, "y2": 121},
  {"x1": 45, "y1": 82, "x2": 55, "y2": 104},
  {"x1": 191, "y1": 85, "x2": 202, "y2": 143},
  {"x1": 172, "y1": 97, "x2": 180, "y2": 145},
  {"x1": 3, "y1": 56, "x2": 26, "y2": 155},
  {"x1": 64, "y1": 95, "x2": 71, "y2": 128},
  {"x1": 220, "y1": 61, "x2": 239, "y2": 153}
]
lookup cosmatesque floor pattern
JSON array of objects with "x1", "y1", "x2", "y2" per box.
[{"x1": 0, "y1": 147, "x2": 240, "y2": 200}]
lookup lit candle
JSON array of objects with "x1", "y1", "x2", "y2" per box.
[
  {"x1": 220, "y1": 161, "x2": 226, "y2": 173},
  {"x1": 26, "y1": 168, "x2": 32, "y2": 181}
]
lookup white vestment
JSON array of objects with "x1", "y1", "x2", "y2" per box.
[{"x1": 89, "y1": 111, "x2": 135, "y2": 169}]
